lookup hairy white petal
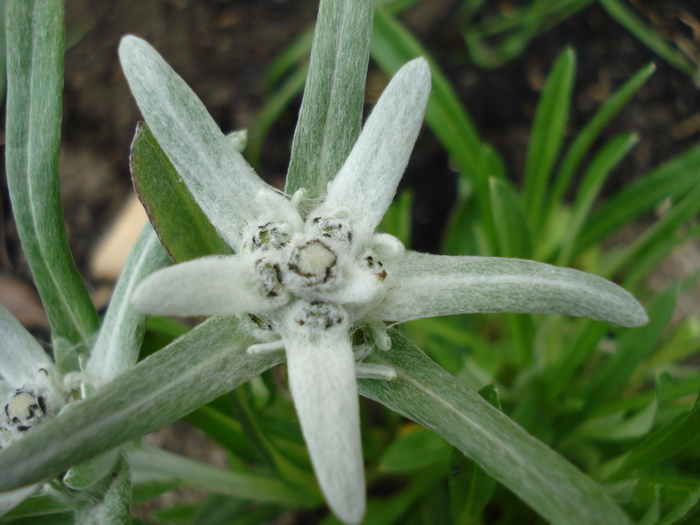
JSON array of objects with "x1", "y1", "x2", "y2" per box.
[
  {"x1": 371, "y1": 251, "x2": 648, "y2": 327},
  {"x1": 281, "y1": 304, "x2": 365, "y2": 525},
  {"x1": 0, "y1": 303, "x2": 59, "y2": 390},
  {"x1": 131, "y1": 255, "x2": 282, "y2": 317},
  {"x1": 119, "y1": 36, "x2": 297, "y2": 251},
  {"x1": 311, "y1": 58, "x2": 431, "y2": 245}
]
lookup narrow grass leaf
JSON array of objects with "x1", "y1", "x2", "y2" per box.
[
  {"x1": 0, "y1": 317, "x2": 282, "y2": 492},
  {"x1": 359, "y1": 332, "x2": 634, "y2": 524},
  {"x1": 581, "y1": 286, "x2": 676, "y2": 415},
  {"x1": 248, "y1": 64, "x2": 308, "y2": 167},
  {"x1": 557, "y1": 132, "x2": 639, "y2": 266},
  {"x1": 286, "y1": 0, "x2": 375, "y2": 201},
  {"x1": 577, "y1": 145, "x2": 700, "y2": 253},
  {"x1": 128, "y1": 444, "x2": 312, "y2": 506},
  {"x1": 523, "y1": 47, "x2": 575, "y2": 232},
  {"x1": 265, "y1": 29, "x2": 313, "y2": 87},
  {"x1": 489, "y1": 177, "x2": 532, "y2": 259},
  {"x1": 638, "y1": 485, "x2": 664, "y2": 525},
  {"x1": 606, "y1": 393, "x2": 700, "y2": 479},
  {"x1": 130, "y1": 123, "x2": 230, "y2": 262},
  {"x1": 379, "y1": 428, "x2": 451, "y2": 473},
  {"x1": 623, "y1": 223, "x2": 700, "y2": 290},
  {"x1": 372, "y1": 8, "x2": 484, "y2": 182},
  {"x1": 5, "y1": 0, "x2": 99, "y2": 357},
  {"x1": 656, "y1": 484, "x2": 700, "y2": 525},
  {"x1": 548, "y1": 63, "x2": 655, "y2": 217},
  {"x1": 606, "y1": 182, "x2": 700, "y2": 280},
  {"x1": 599, "y1": 0, "x2": 698, "y2": 79}
]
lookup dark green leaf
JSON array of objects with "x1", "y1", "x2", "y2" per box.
[
  {"x1": 130, "y1": 123, "x2": 230, "y2": 262},
  {"x1": 379, "y1": 428, "x2": 451, "y2": 473}
]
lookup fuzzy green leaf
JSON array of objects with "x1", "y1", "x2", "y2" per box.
[
  {"x1": 285, "y1": 0, "x2": 375, "y2": 202},
  {"x1": 5, "y1": 0, "x2": 99, "y2": 359},
  {"x1": 358, "y1": 332, "x2": 634, "y2": 524},
  {"x1": 0, "y1": 317, "x2": 282, "y2": 492}
]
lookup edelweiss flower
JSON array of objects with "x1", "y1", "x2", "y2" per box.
[
  {"x1": 0, "y1": 303, "x2": 69, "y2": 514},
  {"x1": 120, "y1": 36, "x2": 648, "y2": 525}
]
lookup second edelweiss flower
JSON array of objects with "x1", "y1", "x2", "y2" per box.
[{"x1": 120, "y1": 36, "x2": 647, "y2": 525}]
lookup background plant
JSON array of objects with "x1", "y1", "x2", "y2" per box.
[{"x1": 1, "y1": 1, "x2": 699, "y2": 524}]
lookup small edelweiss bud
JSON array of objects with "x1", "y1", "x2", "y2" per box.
[
  {"x1": 309, "y1": 217, "x2": 353, "y2": 245},
  {"x1": 295, "y1": 300, "x2": 345, "y2": 330},
  {"x1": 255, "y1": 258, "x2": 285, "y2": 298},
  {"x1": 5, "y1": 391, "x2": 46, "y2": 432},
  {"x1": 243, "y1": 222, "x2": 291, "y2": 252},
  {"x1": 288, "y1": 240, "x2": 337, "y2": 287}
]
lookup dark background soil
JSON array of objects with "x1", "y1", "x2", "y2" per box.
[{"x1": 1, "y1": 0, "x2": 700, "y2": 521}]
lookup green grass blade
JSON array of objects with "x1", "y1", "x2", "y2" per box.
[
  {"x1": 599, "y1": 0, "x2": 699, "y2": 80},
  {"x1": 285, "y1": 0, "x2": 375, "y2": 201},
  {"x1": 522, "y1": 47, "x2": 576, "y2": 232},
  {"x1": 549, "y1": 62, "x2": 655, "y2": 218},
  {"x1": 557, "y1": 132, "x2": 639, "y2": 266},
  {"x1": 372, "y1": 8, "x2": 484, "y2": 183},
  {"x1": 581, "y1": 286, "x2": 676, "y2": 415},
  {"x1": 248, "y1": 64, "x2": 308, "y2": 168},
  {"x1": 577, "y1": 145, "x2": 700, "y2": 252},
  {"x1": 130, "y1": 123, "x2": 231, "y2": 262},
  {"x1": 264, "y1": 29, "x2": 313, "y2": 87},
  {"x1": 605, "y1": 393, "x2": 700, "y2": 479},
  {"x1": 656, "y1": 484, "x2": 700, "y2": 525},
  {"x1": 128, "y1": 444, "x2": 312, "y2": 506},
  {"x1": 0, "y1": 317, "x2": 282, "y2": 492},
  {"x1": 623, "y1": 223, "x2": 700, "y2": 290},
  {"x1": 605, "y1": 182, "x2": 700, "y2": 280},
  {"x1": 359, "y1": 331, "x2": 634, "y2": 525},
  {"x1": 5, "y1": 0, "x2": 99, "y2": 357},
  {"x1": 489, "y1": 177, "x2": 532, "y2": 259}
]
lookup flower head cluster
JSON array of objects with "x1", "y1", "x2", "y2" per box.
[{"x1": 120, "y1": 36, "x2": 648, "y2": 525}]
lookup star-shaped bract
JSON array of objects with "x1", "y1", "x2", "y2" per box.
[{"x1": 119, "y1": 36, "x2": 647, "y2": 525}]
